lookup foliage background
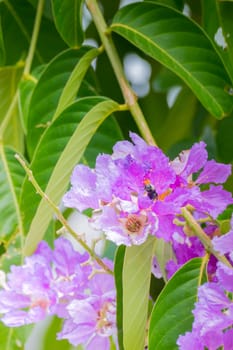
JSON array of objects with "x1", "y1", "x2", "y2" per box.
[{"x1": 0, "y1": 0, "x2": 233, "y2": 349}]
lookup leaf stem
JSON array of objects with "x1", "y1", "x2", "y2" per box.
[
  {"x1": 85, "y1": 0, "x2": 156, "y2": 146},
  {"x1": 181, "y1": 207, "x2": 233, "y2": 269},
  {"x1": 15, "y1": 154, "x2": 113, "y2": 275}
]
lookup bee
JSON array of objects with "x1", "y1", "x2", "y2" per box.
[{"x1": 143, "y1": 179, "x2": 158, "y2": 200}]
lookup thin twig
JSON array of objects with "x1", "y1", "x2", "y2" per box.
[
  {"x1": 15, "y1": 154, "x2": 113, "y2": 275},
  {"x1": 85, "y1": 0, "x2": 157, "y2": 146},
  {"x1": 181, "y1": 207, "x2": 233, "y2": 269}
]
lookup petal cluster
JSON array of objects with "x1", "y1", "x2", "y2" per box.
[
  {"x1": 0, "y1": 237, "x2": 117, "y2": 349},
  {"x1": 64, "y1": 133, "x2": 232, "y2": 280},
  {"x1": 177, "y1": 265, "x2": 233, "y2": 350},
  {"x1": 178, "y1": 219, "x2": 233, "y2": 349}
]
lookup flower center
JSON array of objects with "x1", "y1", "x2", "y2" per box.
[
  {"x1": 31, "y1": 296, "x2": 50, "y2": 310},
  {"x1": 96, "y1": 301, "x2": 115, "y2": 336},
  {"x1": 125, "y1": 215, "x2": 142, "y2": 233}
]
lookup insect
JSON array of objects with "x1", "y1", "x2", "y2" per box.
[{"x1": 143, "y1": 179, "x2": 158, "y2": 200}]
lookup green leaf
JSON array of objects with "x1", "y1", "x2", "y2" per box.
[
  {"x1": 0, "y1": 323, "x2": 32, "y2": 350},
  {"x1": 0, "y1": 146, "x2": 25, "y2": 239},
  {"x1": 149, "y1": 257, "x2": 204, "y2": 350},
  {"x1": 202, "y1": 0, "x2": 233, "y2": 84},
  {"x1": 114, "y1": 245, "x2": 126, "y2": 350},
  {"x1": 0, "y1": 64, "x2": 24, "y2": 151},
  {"x1": 154, "y1": 238, "x2": 174, "y2": 282},
  {"x1": 216, "y1": 113, "x2": 233, "y2": 162},
  {"x1": 22, "y1": 97, "x2": 120, "y2": 255},
  {"x1": 51, "y1": 0, "x2": 84, "y2": 47},
  {"x1": 26, "y1": 47, "x2": 97, "y2": 158},
  {"x1": 0, "y1": 16, "x2": 5, "y2": 65},
  {"x1": 18, "y1": 65, "x2": 45, "y2": 133},
  {"x1": 83, "y1": 114, "x2": 123, "y2": 167},
  {"x1": 156, "y1": 87, "x2": 197, "y2": 151},
  {"x1": 21, "y1": 97, "x2": 121, "y2": 234},
  {"x1": 53, "y1": 47, "x2": 101, "y2": 118},
  {"x1": 42, "y1": 316, "x2": 74, "y2": 350},
  {"x1": 122, "y1": 236, "x2": 156, "y2": 350},
  {"x1": 111, "y1": 2, "x2": 233, "y2": 118},
  {"x1": 144, "y1": 0, "x2": 184, "y2": 11},
  {"x1": 1, "y1": 0, "x2": 65, "y2": 66}
]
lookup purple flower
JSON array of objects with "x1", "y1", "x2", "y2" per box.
[
  {"x1": 171, "y1": 141, "x2": 208, "y2": 180},
  {"x1": 63, "y1": 165, "x2": 99, "y2": 212},
  {"x1": 177, "y1": 330, "x2": 203, "y2": 350},
  {"x1": 64, "y1": 134, "x2": 233, "y2": 249},
  {"x1": 196, "y1": 159, "x2": 231, "y2": 184},
  {"x1": 0, "y1": 243, "x2": 56, "y2": 326},
  {"x1": 171, "y1": 143, "x2": 233, "y2": 218},
  {"x1": 58, "y1": 271, "x2": 117, "y2": 349},
  {"x1": 58, "y1": 297, "x2": 116, "y2": 349},
  {"x1": 177, "y1": 266, "x2": 233, "y2": 349},
  {"x1": 212, "y1": 215, "x2": 233, "y2": 258},
  {"x1": 0, "y1": 237, "x2": 117, "y2": 349},
  {"x1": 64, "y1": 133, "x2": 177, "y2": 246}
]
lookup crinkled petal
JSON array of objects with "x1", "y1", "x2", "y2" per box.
[
  {"x1": 57, "y1": 319, "x2": 93, "y2": 346},
  {"x1": 87, "y1": 334, "x2": 110, "y2": 350},
  {"x1": 216, "y1": 262, "x2": 233, "y2": 293},
  {"x1": 1, "y1": 310, "x2": 34, "y2": 327},
  {"x1": 193, "y1": 185, "x2": 233, "y2": 219},
  {"x1": 112, "y1": 139, "x2": 135, "y2": 159},
  {"x1": 53, "y1": 237, "x2": 88, "y2": 276},
  {"x1": 96, "y1": 154, "x2": 118, "y2": 202},
  {"x1": 156, "y1": 215, "x2": 177, "y2": 241},
  {"x1": 177, "y1": 331, "x2": 203, "y2": 350},
  {"x1": 193, "y1": 283, "x2": 232, "y2": 334},
  {"x1": 197, "y1": 160, "x2": 231, "y2": 184},
  {"x1": 172, "y1": 142, "x2": 207, "y2": 179},
  {"x1": 63, "y1": 164, "x2": 98, "y2": 211},
  {"x1": 212, "y1": 229, "x2": 233, "y2": 255},
  {"x1": 223, "y1": 328, "x2": 233, "y2": 349},
  {"x1": 0, "y1": 291, "x2": 29, "y2": 312},
  {"x1": 202, "y1": 330, "x2": 223, "y2": 350},
  {"x1": 67, "y1": 299, "x2": 96, "y2": 325}
]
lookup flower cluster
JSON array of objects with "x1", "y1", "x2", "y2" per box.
[
  {"x1": 64, "y1": 132, "x2": 232, "y2": 277},
  {"x1": 1, "y1": 134, "x2": 232, "y2": 349},
  {"x1": 177, "y1": 218, "x2": 233, "y2": 349},
  {"x1": 0, "y1": 237, "x2": 117, "y2": 350}
]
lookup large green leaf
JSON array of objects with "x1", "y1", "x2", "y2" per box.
[
  {"x1": 156, "y1": 87, "x2": 197, "y2": 151},
  {"x1": 22, "y1": 97, "x2": 120, "y2": 255},
  {"x1": 21, "y1": 97, "x2": 121, "y2": 234},
  {"x1": 53, "y1": 47, "x2": 101, "y2": 119},
  {"x1": 111, "y1": 2, "x2": 233, "y2": 118},
  {"x1": 18, "y1": 65, "x2": 45, "y2": 133},
  {"x1": 0, "y1": 146, "x2": 25, "y2": 239},
  {"x1": 114, "y1": 245, "x2": 126, "y2": 350},
  {"x1": 122, "y1": 236, "x2": 156, "y2": 350},
  {"x1": 144, "y1": 0, "x2": 184, "y2": 10},
  {"x1": 0, "y1": 16, "x2": 5, "y2": 65},
  {"x1": 0, "y1": 0, "x2": 65, "y2": 66},
  {"x1": 154, "y1": 238, "x2": 174, "y2": 282},
  {"x1": 51, "y1": 0, "x2": 84, "y2": 47},
  {"x1": 42, "y1": 317, "x2": 75, "y2": 350},
  {"x1": 26, "y1": 47, "x2": 98, "y2": 157},
  {"x1": 202, "y1": 0, "x2": 233, "y2": 84},
  {"x1": 149, "y1": 258, "x2": 204, "y2": 350},
  {"x1": 82, "y1": 114, "x2": 123, "y2": 167},
  {"x1": 216, "y1": 113, "x2": 233, "y2": 162}
]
